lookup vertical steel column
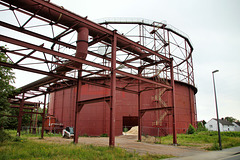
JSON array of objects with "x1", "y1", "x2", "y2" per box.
[
  {"x1": 185, "y1": 40, "x2": 190, "y2": 84},
  {"x1": 30, "y1": 110, "x2": 33, "y2": 133},
  {"x1": 138, "y1": 69, "x2": 142, "y2": 141},
  {"x1": 17, "y1": 93, "x2": 25, "y2": 137},
  {"x1": 73, "y1": 27, "x2": 89, "y2": 144},
  {"x1": 109, "y1": 30, "x2": 117, "y2": 147},
  {"x1": 41, "y1": 93, "x2": 47, "y2": 139},
  {"x1": 74, "y1": 72, "x2": 81, "y2": 143},
  {"x1": 185, "y1": 40, "x2": 193, "y2": 125},
  {"x1": 35, "y1": 104, "x2": 39, "y2": 129},
  {"x1": 61, "y1": 90, "x2": 64, "y2": 123},
  {"x1": 170, "y1": 58, "x2": 177, "y2": 145}
]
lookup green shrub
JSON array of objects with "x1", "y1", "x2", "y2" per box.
[
  {"x1": 0, "y1": 129, "x2": 12, "y2": 142},
  {"x1": 186, "y1": 124, "x2": 195, "y2": 134},
  {"x1": 197, "y1": 122, "x2": 208, "y2": 132},
  {"x1": 100, "y1": 133, "x2": 108, "y2": 137}
]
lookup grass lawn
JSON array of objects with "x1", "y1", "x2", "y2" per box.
[
  {"x1": 0, "y1": 130, "x2": 173, "y2": 160},
  {"x1": 157, "y1": 131, "x2": 240, "y2": 150}
]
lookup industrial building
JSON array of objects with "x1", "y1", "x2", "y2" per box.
[{"x1": 0, "y1": 0, "x2": 196, "y2": 146}]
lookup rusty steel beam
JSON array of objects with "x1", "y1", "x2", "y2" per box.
[
  {"x1": 41, "y1": 93, "x2": 47, "y2": 139},
  {"x1": 77, "y1": 96, "x2": 111, "y2": 105},
  {"x1": 0, "y1": 61, "x2": 76, "y2": 82},
  {"x1": 0, "y1": 20, "x2": 74, "y2": 49},
  {"x1": 138, "y1": 69, "x2": 142, "y2": 142},
  {"x1": 88, "y1": 34, "x2": 109, "y2": 46},
  {"x1": 1, "y1": 0, "x2": 170, "y2": 63},
  {"x1": 81, "y1": 79, "x2": 138, "y2": 95},
  {"x1": 15, "y1": 44, "x2": 44, "y2": 64},
  {"x1": 140, "y1": 60, "x2": 168, "y2": 69},
  {"x1": 88, "y1": 51, "x2": 138, "y2": 70},
  {"x1": 0, "y1": 34, "x2": 111, "y2": 71},
  {"x1": 0, "y1": 20, "x2": 140, "y2": 72},
  {"x1": 109, "y1": 31, "x2": 117, "y2": 147},
  {"x1": 115, "y1": 69, "x2": 172, "y2": 89},
  {"x1": 170, "y1": 59, "x2": 177, "y2": 145},
  {"x1": 74, "y1": 71, "x2": 80, "y2": 143},
  {"x1": 116, "y1": 34, "x2": 170, "y2": 62},
  {"x1": 73, "y1": 27, "x2": 89, "y2": 144},
  {"x1": 0, "y1": 20, "x2": 150, "y2": 71},
  {"x1": 10, "y1": 105, "x2": 35, "y2": 110},
  {"x1": 17, "y1": 93, "x2": 24, "y2": 137},
  {"x1": 23, "y1": 111, "x2": 43, "y2": 115},
  {"x1": 10, "y1": 100, "x2": 42, "y2": 105},
  {"x1": 81, "y1": 69, "x2": 108, "y2": 78},
  {"x1": 140, "y1": 106, "x2": 173, "y2": 113}
]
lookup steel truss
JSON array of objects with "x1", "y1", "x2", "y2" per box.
[{"x1": 0, "y1": 0, "x2": 193, "y2": 146}]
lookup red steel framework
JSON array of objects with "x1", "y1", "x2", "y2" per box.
[{"x1": 0, "y1": 0, "x2": 194, "y2": 146}]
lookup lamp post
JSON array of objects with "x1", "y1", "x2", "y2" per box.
[{"x1": 212, "y1": 70, "x2": 222, "y2": 150}]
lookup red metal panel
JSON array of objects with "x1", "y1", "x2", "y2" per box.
[{"x1": 48, "y1": 79, "x2": 197, "y2": 138}]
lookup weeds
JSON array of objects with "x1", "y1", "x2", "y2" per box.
[
  {"x1": 0, "y1": 129, "x2": 12, "y2": 142},
  {"x1": 157, "y1": 131, "x2": 240, "y2": 150},
  {"x1": 0, "y1": 137, "x2": 172, "y2": 159}
]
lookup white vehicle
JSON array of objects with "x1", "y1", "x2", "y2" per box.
[{"x1": 62, "y1": 127, "x2": 74, "y2": 138}]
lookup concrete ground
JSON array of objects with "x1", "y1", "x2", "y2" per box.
[{"x1": 165, "y1": 146, "x2": 240, "y2": 160}]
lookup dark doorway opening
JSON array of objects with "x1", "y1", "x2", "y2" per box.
[{"x1": 122, "y1": 116, "x2": 138, "y2": 131}]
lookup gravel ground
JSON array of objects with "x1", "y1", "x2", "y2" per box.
[{"x1": 31, "y1": 135, "x2": 207, "y2": 157}]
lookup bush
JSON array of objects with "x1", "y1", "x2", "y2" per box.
[
  {"x1": 0, "y1": 129, "x2": 12, "y2": 142},
  {"x1": 197, "y1": 122, "x2": 208, "y2": 132},
  {"x1": 186, "y1": 124, "x2": 195, "y2": 134},
  {"x1": 100, "y1": 133, "x2": 108, "y2": 137}
]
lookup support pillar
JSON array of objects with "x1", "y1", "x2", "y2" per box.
[
  {"x1": 17, "y1": 93, "x2": 25, "y2": 137},
  {"x1": 109, "y1": 31, "x2": 117, "y2": 147},
  {"x1": 30, "y1": 111, "x2": 33, "y2": 133},
  {"x1": 74, "y1": 72, "x2": 81, "y2": 143},
  {"x1": 138, "y1": 69, "x2": 142, "y2": 141},
  {"x1": 170, "y1": 58, "x2": 177, "y2": 145},
  {"x1": 41, "y1": 93, "x2": 47, "y2": 139},
  {"x1": 73, "y1": 27, "x2": 89, "y2": 144}
]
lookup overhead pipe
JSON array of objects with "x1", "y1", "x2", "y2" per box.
[{"x1": 1, "y1": 0, "x2": 170, "y2": 62}]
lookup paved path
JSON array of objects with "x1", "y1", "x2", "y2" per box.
[{"x1": 165, "y1": 146, "x2": 240, "y2": 160}]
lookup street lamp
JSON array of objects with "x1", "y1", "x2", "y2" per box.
[{"x1": 212, "y1": 70, "x2": 222, "y2": 150}]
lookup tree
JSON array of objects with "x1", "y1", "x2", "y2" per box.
[
  {"x1": 0, "y1": 46, "x2": 16, "y2": 128},
  {"x1": 202, "y1": 120, "x2": 206, "y2": 126},
  {"x1": 197, "y1": 121, "x2": 208, "y2": 132},
  {"x1": 224, "y1": 117, "x2": 237, "y2": 123},
  {"x1": 187, "y1": 124, "x2": 196, "y2": 134}
]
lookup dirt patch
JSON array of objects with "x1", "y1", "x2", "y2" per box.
[{"x1": 30, "y1": 135, "x2": 207, "y2": 157}]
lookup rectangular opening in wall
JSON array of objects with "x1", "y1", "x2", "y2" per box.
[{"x1": 122, "y1": 116, "x2": 138, "y2": 132}]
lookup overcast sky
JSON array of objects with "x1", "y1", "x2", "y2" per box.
[{"x1": 8, "y1": 0, "x2": 240, "y2": 121}]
